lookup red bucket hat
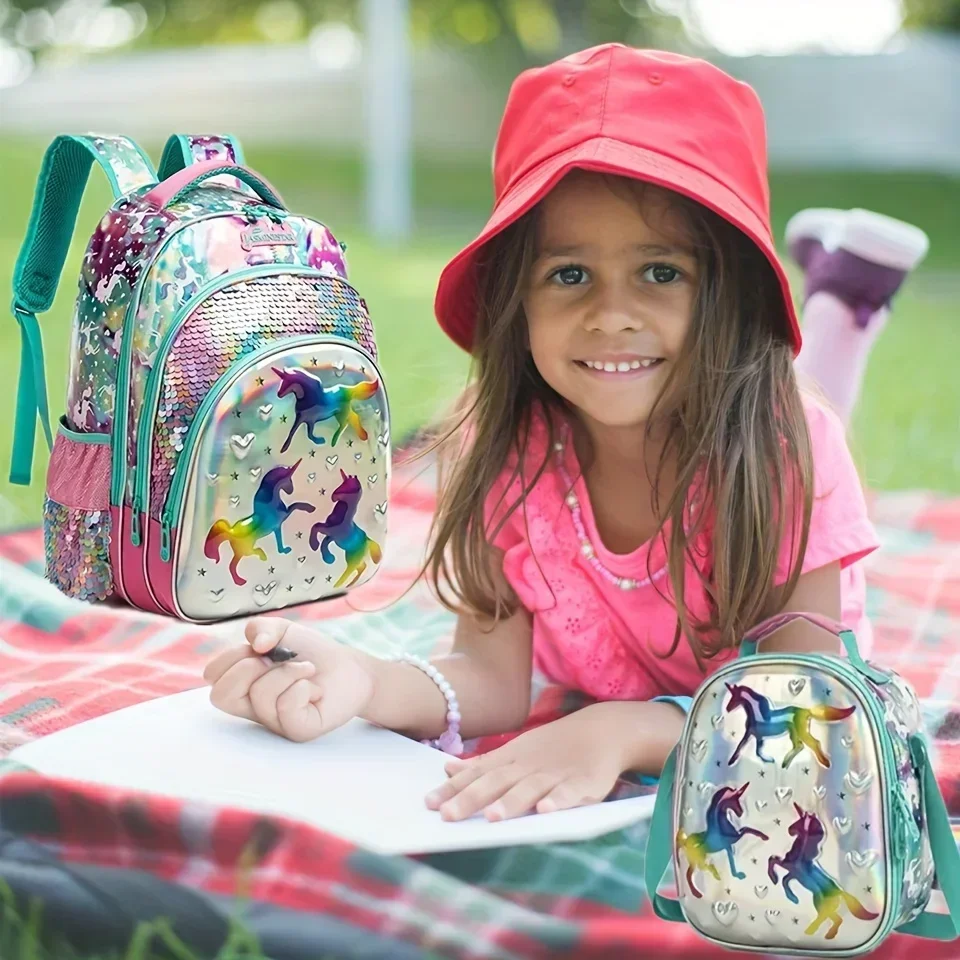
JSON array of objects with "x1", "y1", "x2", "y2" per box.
[{"x1": 434, "y1": 44, "x2": 801, "y2": 354}]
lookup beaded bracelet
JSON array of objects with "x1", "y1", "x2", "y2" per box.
[{"x1": 395, "y1": 651, "x2": 464, "y2": 756}]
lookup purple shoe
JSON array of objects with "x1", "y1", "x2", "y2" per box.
[{"x1": 785, "y1": 208, "x2": 929, "y2": 328}]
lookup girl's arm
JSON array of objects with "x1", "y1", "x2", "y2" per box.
[
  {"x1": 360, "y1": 595, "x2": 533, "y2": 741},
  {"x1": 759, "y1": 560, "x2": 843, "y2": 654}
]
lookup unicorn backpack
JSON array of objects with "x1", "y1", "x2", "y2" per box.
[
  {"x1": 646, "y1": 612, "x2": 960, "y2": 956},
  {"x1": 10, "y1": 133, "x2": 390, "y2": 622}
]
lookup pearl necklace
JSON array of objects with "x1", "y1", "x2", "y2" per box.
[{"x1": 552, "y1": 437, "x2": 669, "y2": 592}]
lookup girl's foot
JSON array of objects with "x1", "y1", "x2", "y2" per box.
[
  {"x1": 789, "y1": 208, "x2": 929, "y2": 425},
  {"x1": 787, "y1": 207, "x2": 929, "y2": 328}
]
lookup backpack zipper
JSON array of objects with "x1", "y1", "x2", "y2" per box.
[{"x1": 158, "y1": 334, "x2": 387, "y2": 563}]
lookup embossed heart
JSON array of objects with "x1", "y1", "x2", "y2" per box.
[
  {"x1": 206, "y1": 472, "x2": 219, "y2": 484},
  {"x1": 691, "y1": 738, "x2": 708, "y2": 761},
  {"x1": 367, "y1": 474, "x2": 378, "y2": 487},
  {"x1": 297, "y1": 556, "x2": 306, "y2": 565},
  {"x1": 354, "y1": 452, "x2": 363, "y2": 461},
  {"x1": 258, "y1": 404, "x2": 273, "y2": 421},
  {"x1": 846, "y1": 770, "x2": 873, "y2": 794},
  {"x1": 832, "y1": 816, "x2": 853, "y2": 836},
  {"x1": 210, "y1": 588, "x2": 224, "y2": 602},
  {"x1": 713, "y1": 901, "x2": 738, "y2": 926},
  {"x1": 765, "y1": 909, "x2": 781, "y2": 925},
  {"x1": 755, "y1": 799, "x2": 768, "y2": 812},
  {"x1": 249, "y1": 467, "x2": 262, "y2": 481},
  {"x1": 711, "y1": 713, "x2": 725, "y2": 729},
  {"x1": 841, "y1": 735, "x2": 855, "y2": 748},
  {"x1": 333, "y1": 360, "x2": 345, "y2": 375},
  {"x1": 698, "y1": 781, "x2": 716, "y2": 796},
  {"x1": 305, "y1": 576, "x2": 315, "y2": 585},
  {"x1": 230, "y1": 496, "x2": 240, "y2": 507},
  {"x1": 683, "y1": 806, "x2": 694, "y2": 819},
  {"x1": 307, "y1": 472, "x2": 317, "y2": 482},
  {"x1": 253, "y1": 581, "x2": 278, "y2": 606},
  {"x1": 846, "y1": 850, "x2": 878, "y2": 870},
  {"x1": 813, "y1": 784, "x2": 827, "y2": 800},
  {"x1": 374, "y1": 501, "x2": 387, "y2": 517},
  {"x1": 325, "y1": 455, "x2": 338, "y2": 469},
  {"x1": 775, "y1": 787, "x2": 793, "y2": 804},
  {"x1": 377, "y1": 433, "x2": 388, "y2": 448},
  {"x1": 788, "y1": 678, "x2": 806, "y2": 696},
  {"x1": 754, "y1": 885, "x2": 769, "y2": 900},
  {"x1": 230, "y1": 433, "x2": 256, "y2": 459}
]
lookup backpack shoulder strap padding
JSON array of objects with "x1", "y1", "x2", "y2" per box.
[{"x1": 9, "y1": 134, "x2": 157, "y2": 486}]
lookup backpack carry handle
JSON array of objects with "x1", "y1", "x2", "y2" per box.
[
  {"x1": 156, "y1": 133, "x2": 246, "y2": 180},
  {"x1": 739, "y1": 611, "x2": 889, "y2": 684},
  {"x1": 144, "y1": 161, "x2": 284, "y2": 211}
]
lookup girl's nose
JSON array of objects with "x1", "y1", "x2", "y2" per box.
[{"x1": 584, "y1": 284, "x2": 645, "y2": 334}]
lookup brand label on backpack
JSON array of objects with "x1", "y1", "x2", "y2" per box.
[{"x1": 240, "y1": 221, "x2": 296, "y2": 250}]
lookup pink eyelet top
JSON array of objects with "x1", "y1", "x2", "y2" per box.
[{"x1": 483, "y1": 395, "x2": 880, "y2": 701}]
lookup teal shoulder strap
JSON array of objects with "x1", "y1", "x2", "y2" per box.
[
  {"x1": 9, "y1": 134, "x2": 157, "y2": 486},
  {"x1": 644, "y1": 746, "x2": 686, "y2": 923},
  {"x1": 896, "y1": 735, "x2": 960, "y2": 941},
  {"x1": 157, "y1": 134, "x2": 246, "y2": 179}
]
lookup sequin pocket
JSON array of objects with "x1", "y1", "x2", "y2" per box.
[{"x1": 43, "y1": 417, "x2": 114, "y2": 601}]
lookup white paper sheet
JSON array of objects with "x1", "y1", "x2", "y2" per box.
[{"x1": 10, "y1": 687, "x2": 655, "y2": 855}]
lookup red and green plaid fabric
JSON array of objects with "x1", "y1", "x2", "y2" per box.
[{"x1": 1, "y1": 468, "x2": 958, "y2": 959}]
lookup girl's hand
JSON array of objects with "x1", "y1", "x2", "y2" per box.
[
  {"x1": 203, "y1": 618, "x2": 376, "y2": 742},
  {"x1": 424, "y1": 707, "x2": 627, "y2": 822}
]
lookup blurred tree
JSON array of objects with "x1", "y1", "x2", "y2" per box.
[
  {"x1": 902, "y1": 0, "x2": 960, "y2": 30},
  {"x1": 1, "y1": 0, "x2": 674, "y2": 58}
]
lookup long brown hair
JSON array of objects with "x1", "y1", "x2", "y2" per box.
[{"x1": 422, "y1": 176, "x2": 814, "y2": 661}]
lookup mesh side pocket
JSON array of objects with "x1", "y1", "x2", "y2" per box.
[{"x1": 43, "y1": 418, "x2": 114, "y2": 601}]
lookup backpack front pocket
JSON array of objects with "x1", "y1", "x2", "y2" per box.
[
  {"x1": 151, "y1": 336, "x2": 389, "y2": 621},
  {"x1": 43, "y1": 417, "x2": 114, "y2": 601}
]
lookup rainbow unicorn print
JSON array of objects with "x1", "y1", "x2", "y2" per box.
[
  {"x1": 273, "y1": 366, "x2": 379, "y2": 452},
  {"x1": 769, "y1": 804, "x2": 879, "y2": 940},
  {"x1": 309, "y1": 470, "x2": 381, "y2": 588},
  {"x1": 725, "y1": 682, "x2": 856, "y2": 769},
  {"x1": 204, "y1": 460, "x2": 315, "y2": 586},
  {"x1": 676, "y1": 783, "x2": 769, "y2": 898}
]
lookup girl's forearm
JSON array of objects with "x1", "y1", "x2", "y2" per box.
[
  {"x1": 356, "y1": 649, "x2": 531, "y2": 741},
  {"x1": 581, "y1": 699, "x2": 687, "y2": 777}
]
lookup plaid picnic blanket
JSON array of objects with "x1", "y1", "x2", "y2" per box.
[{"x1": 1, "y1": 463, "x2": 959, "y2": 960}]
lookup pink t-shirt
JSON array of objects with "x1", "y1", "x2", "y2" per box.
[{"x1": 485, "y1": 396, "x2": 880, "y2": 702}]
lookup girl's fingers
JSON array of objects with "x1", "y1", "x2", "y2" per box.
[
  {"x1": 275, "y1": 676, "x2": 325, "y2": 742},
  {"x1": 535, "y1": 776, "x2": 605, "y2": 815},
  {"x1": 245, "y1": 617, "x2": 291, "y2": 655},
  {"x1": 438, "y1": 764, "x2": 525, "y2": 822},
  {"x1": 203, "y1": 642, "x2": 258, "y2": 686},
  {"x1": 247, "y1": 660, "x2": 316, "y2": 734},
  {"x1": 208, "y1": 657, "x2": 272, "y2": 720},
  {"x1": 425, "y1": 763, "x2": 484, "y2": 810},
  {"x1": 483, "y1": 771, "x2": 561, "y2": 821}
]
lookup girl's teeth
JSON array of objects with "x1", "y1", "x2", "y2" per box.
[{"x1": 583, "y1": 359, "x2": 659, "y2": 371}]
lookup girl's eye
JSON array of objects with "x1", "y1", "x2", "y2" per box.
[
  {"x1": 643, "y1": 263, "x2": 681, "y2": 284},
  {"x1": 551, "y1": 265, "x2": 587, "y2": 286}
]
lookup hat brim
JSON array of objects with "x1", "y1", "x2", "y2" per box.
[{"x1": 434, "y1": 136, "x2": 801, "y2": 354}]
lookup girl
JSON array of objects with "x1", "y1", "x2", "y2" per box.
[{"x1": 203, "y1": 46, "x2": 884, "y2": 825}]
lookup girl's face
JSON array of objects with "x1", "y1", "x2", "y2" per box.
[{"x1": 523, "y1": 172, "x2": 698, "y2": 432}]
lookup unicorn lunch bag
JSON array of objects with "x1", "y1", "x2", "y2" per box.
[
  {"x1": 9, "y1": 133, "x2": 390, "y2": 622},
  {"x1": 645, "y1": 612, "x2": 960, "y2": 957}
]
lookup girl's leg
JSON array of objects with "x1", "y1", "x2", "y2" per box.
[{"x1": 789, "y1": 208, "x2": 929, "y2": 426}]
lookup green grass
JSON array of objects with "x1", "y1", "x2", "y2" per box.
[{"x1": 1, "y1": 137, "x2": 959, "y2": 532}]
